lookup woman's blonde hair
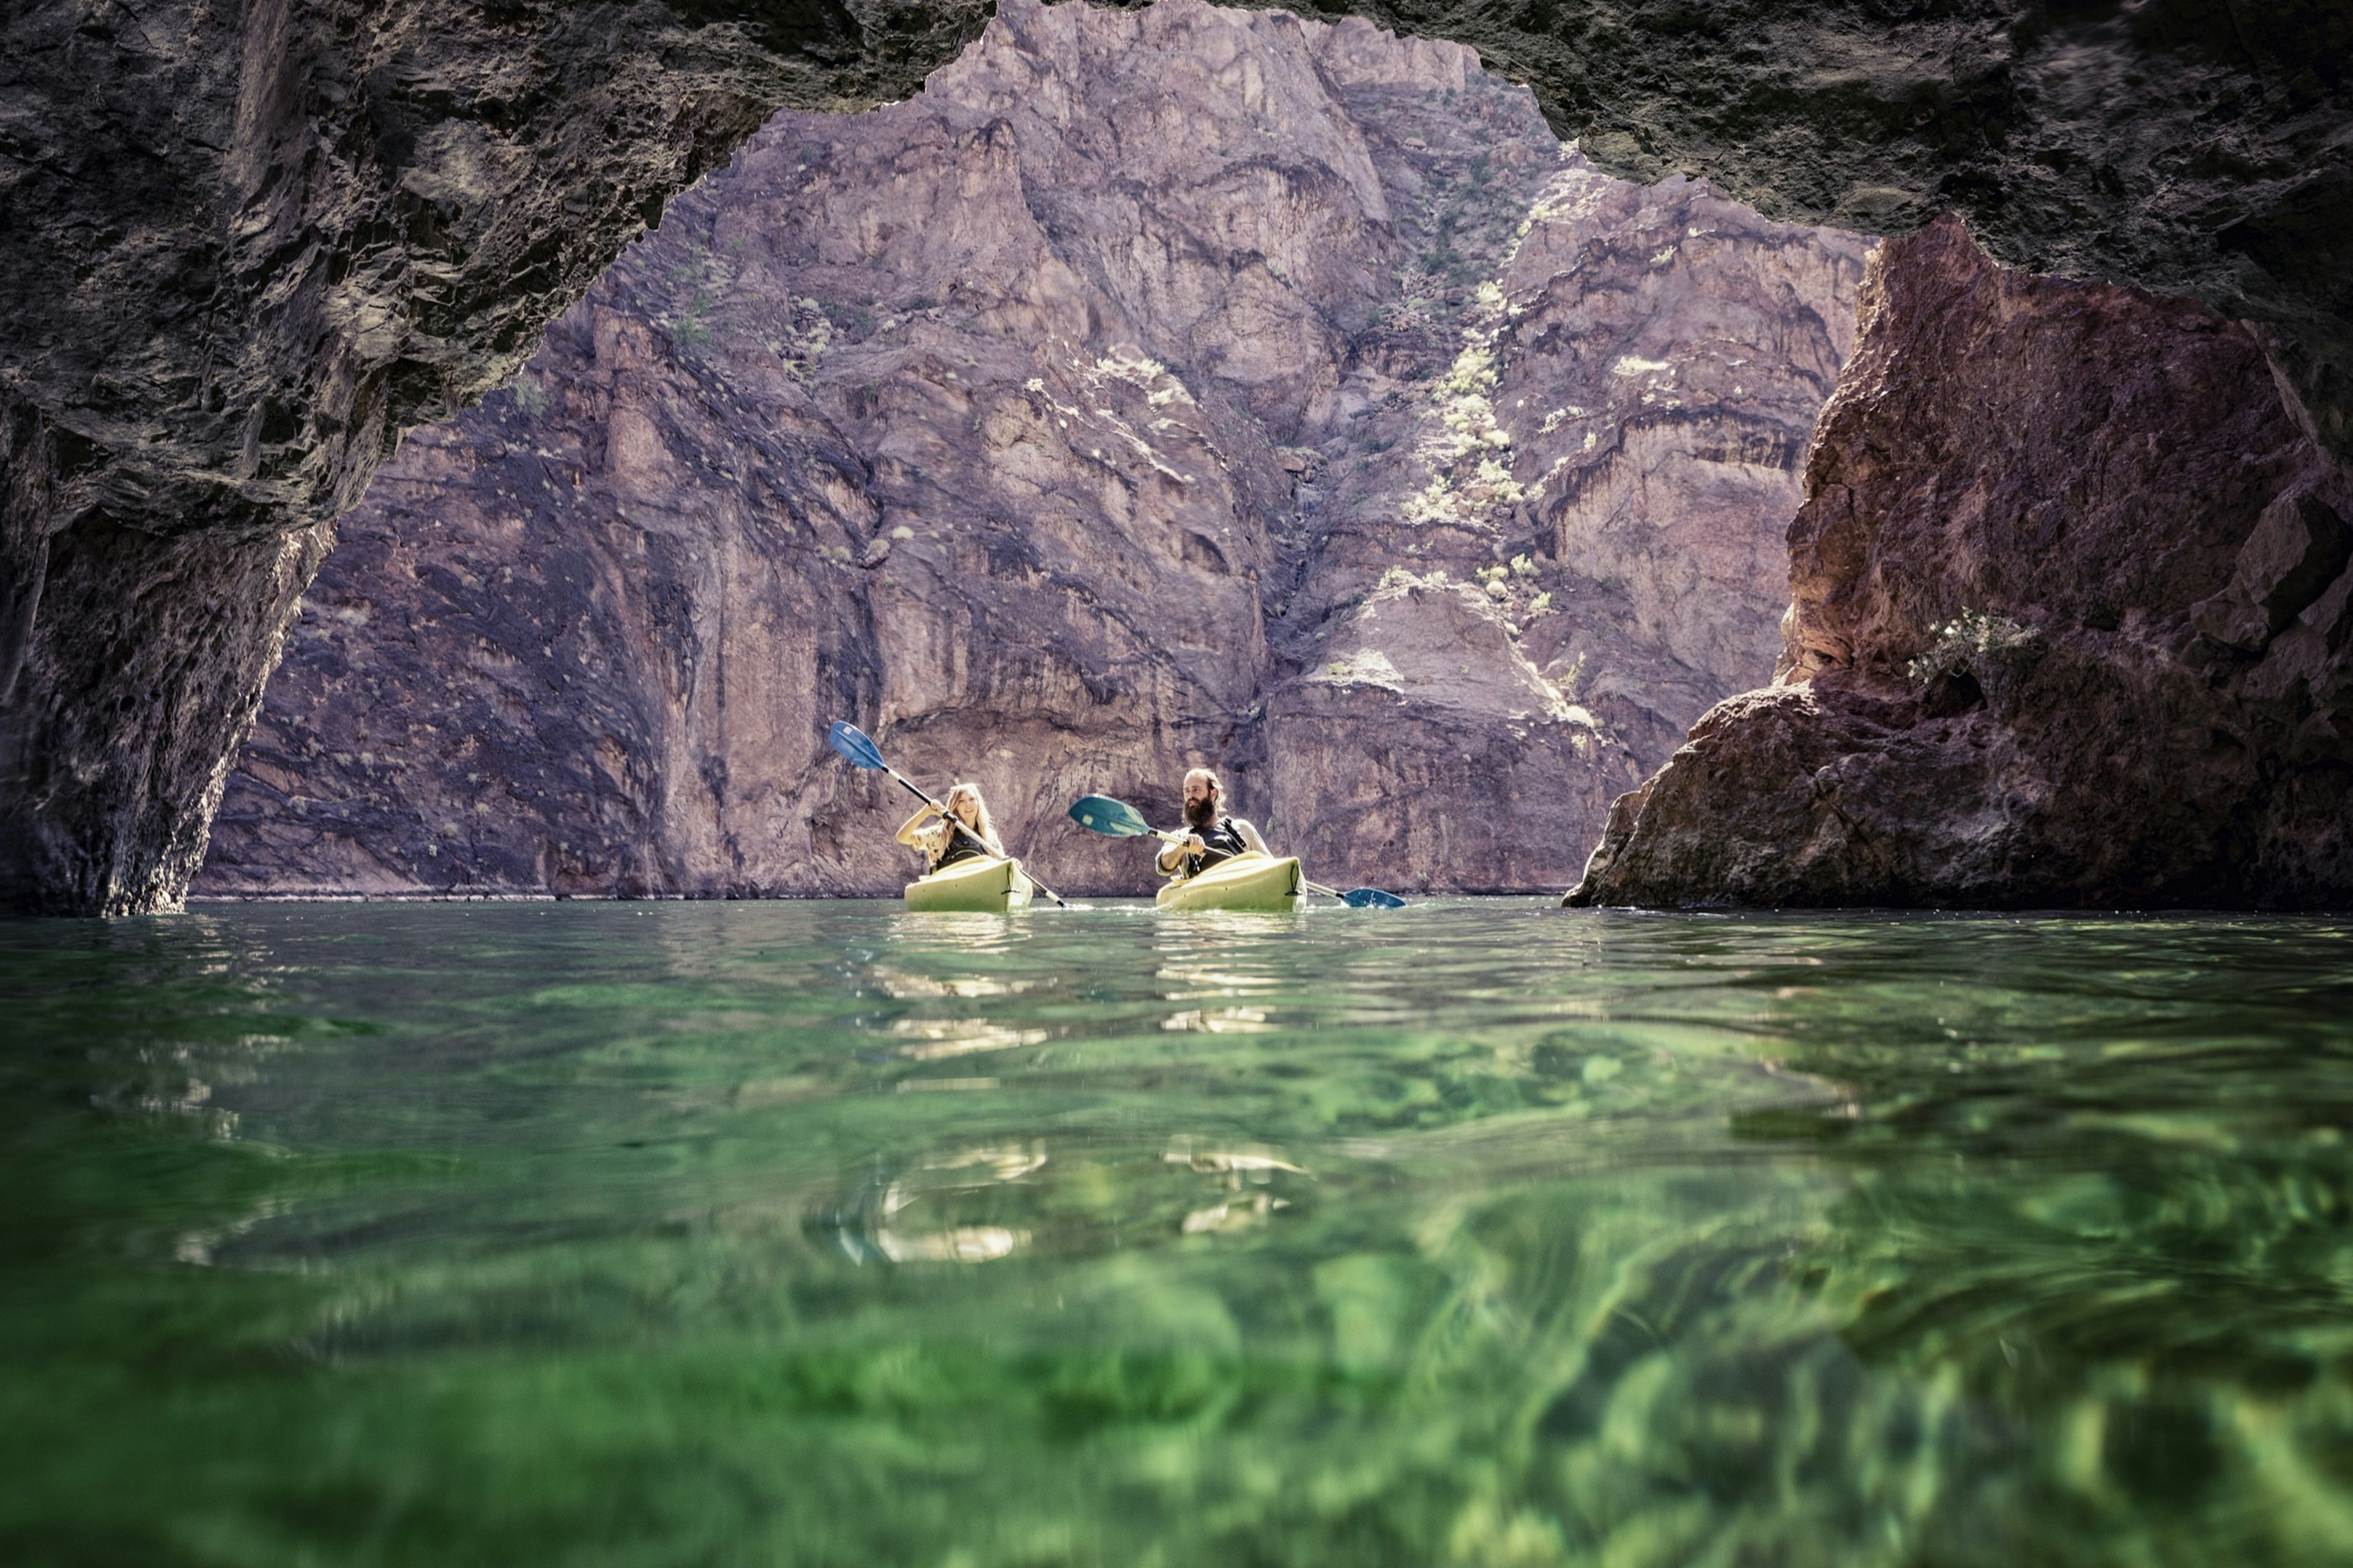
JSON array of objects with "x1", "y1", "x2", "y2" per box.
[{"x1": 942, "y1": 782, "x2": 1004, "y2": 856}]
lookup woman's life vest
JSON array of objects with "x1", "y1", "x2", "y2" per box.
[
  {"x1": 930, "y1": 819, "x2": 992, "y2": 871},
  {"x1": 1181, "y1": 816, "x2": 1249, "y2": 877}
]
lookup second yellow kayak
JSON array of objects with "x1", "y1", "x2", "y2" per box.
[
  {"x1": 1155, "y1": 852, "x2": 1303, "y2": 912},
  {"x1": 905, "y1": 855, "x2": 1034, "y2": 913}
]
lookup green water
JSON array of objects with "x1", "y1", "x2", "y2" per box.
[{"x1": 3, "y1": 901, "x2": 2351, "y2": 1567}]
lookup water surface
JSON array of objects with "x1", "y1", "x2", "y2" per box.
[{"x1": 4, "y1": 900, "x2": 2350, "y2": 1566}]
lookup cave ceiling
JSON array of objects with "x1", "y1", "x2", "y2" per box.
[
  {"x1": 1266, "y1": 0, "x2": 2352, "y2": 445},
  {"x1": 2, "y1": 0, "x2": 2346, "y2": 505}
]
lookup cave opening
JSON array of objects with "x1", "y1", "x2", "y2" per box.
[{"x1": 191, "y1": 0, "x2": 1876, "y2": 903}]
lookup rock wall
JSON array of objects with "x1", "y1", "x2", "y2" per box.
[
  {"x1": 0, "y1": 0, "x2": 987, "y2": 914},
  {"x1": 1569, "y1": 216, "x2": 2353, "y2": 909},
  {"x1": 196, "y1": 0, "x2": 1870, "y2": 899}
]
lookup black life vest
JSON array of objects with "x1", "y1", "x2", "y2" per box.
[
  {"x1": 1183, "y1": 816, "x2": 1249, "y2": 878},
  {"x1": 930, "y1": 820, "x2": 991, "y2": 871}
]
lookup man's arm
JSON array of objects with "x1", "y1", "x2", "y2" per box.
[
  {"x1": 1232, "y1": 818, "x2": 1271, "y2": 855},
  {"x1": 1157, "y1": 832, "x2": 1200, "y2": 874}
]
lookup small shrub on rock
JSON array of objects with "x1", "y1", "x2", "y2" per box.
[{"x1": 1906, "y1": 608, "x2": 2041, "y2": 683}]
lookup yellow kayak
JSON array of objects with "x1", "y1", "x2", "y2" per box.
[
  {"x1": 1155, "y1": 852, "x2": 1303, "y2": 913},
  {"x1": 905, "y1": 855, "x2": 1034, "y2": 913}
]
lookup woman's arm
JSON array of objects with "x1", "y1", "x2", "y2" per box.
[{"x1": 894, "y1": 804, "x2": 941, "y2": 849}]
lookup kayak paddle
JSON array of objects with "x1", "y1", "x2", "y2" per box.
[
  {"x1": 1069, "y1": 793, "x2": 1163, "y2": 839},
  {"x1": 1305, "y1": 878, "x2": 1408, "y2": 910},
  {"x1": 827, "y1": 720, "x2": 1067, "y2": 907},
  {"x1": 1066, "y1": 793, "x2": 1405, "y2": 908}
]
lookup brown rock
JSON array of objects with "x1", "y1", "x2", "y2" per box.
[{"x1": 1569, "y1": 216, "x2": 2353, "y2": 909}]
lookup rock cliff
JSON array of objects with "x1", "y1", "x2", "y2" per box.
[
  {"x1": 1569, "y1": 216, "x2": 2353, "y2": 909},
  {"x1": 196, "y1": 0, "x2": 1869, "y2": 898},
  {"x1": 0, "y1": 0, "x2": 989, "y2": 914}
]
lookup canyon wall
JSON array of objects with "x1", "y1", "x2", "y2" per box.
[
  {"x1": 195, "y1": 0, "x2": 1869, "y2": 898},
  {"x1": 1570, "y1": 216, "x2": 2353, "y2": 909}
]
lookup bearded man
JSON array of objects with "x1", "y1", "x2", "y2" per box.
[{"x1": 1155, "y1": 767, "x2": 1273, "y2": 878}]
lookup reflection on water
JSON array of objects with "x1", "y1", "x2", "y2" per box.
[{"x1": 2, "y1": 902, "x2": 2351, "y2": 1565}]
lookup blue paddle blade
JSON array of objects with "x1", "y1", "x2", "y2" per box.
[
  {"x1": 1340, "y1": 887, "x2": 1407, "y2": 909},
  {"x1": 1069, "y1": 795, "x2": 1154, "y2": 837},
  {"x1": 827, "y1": 719, "x2": 888, "y2": 771}
]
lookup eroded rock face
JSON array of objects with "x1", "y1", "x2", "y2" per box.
[
  {"x1": 0, "y1": 0, "x2": 987, "y2": 913},
  {"x1": 197, "y1": 0, "x2": 1867, "y2": 898},
  {"x1": 1569, "y1": 216, "x2": 2353, "y2": 909},
  {"x1": 1267, "y1": 143, "x2": 1868, "y2": 884}
]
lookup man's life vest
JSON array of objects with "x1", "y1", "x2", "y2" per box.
[{"x1": 1181, "y1": 816, "x2": 1249, "y2": 877}]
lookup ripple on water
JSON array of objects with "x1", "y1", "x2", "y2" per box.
[{"x1": 1, "y1": 901, "x2": 2349, "y2": 1565}]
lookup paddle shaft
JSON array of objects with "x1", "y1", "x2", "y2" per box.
[
  {"x1": 1303, "y1": 877, "x2": 1405, "y2": 909},
  {"x1": 886, "y1": 766, "x2": 1069, "y2": 909},
  {"x1": 1128, "y1": 816, "x2": 1303, "y2": 885}
]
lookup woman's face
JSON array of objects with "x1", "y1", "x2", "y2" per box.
[{"x1": 947, "y1": 790, "x2": 979, "y2": 826}]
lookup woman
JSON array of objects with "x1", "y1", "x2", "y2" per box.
[{"x1": 895, "y1": 782, "x2": 1006, "y2": 874}]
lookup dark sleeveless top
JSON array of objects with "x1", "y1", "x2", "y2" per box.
[
  {"x1": 930, "y1": 820, "x2": 991, "y2": 871},
  {"x1": 1181, "y1": 816, "x2": 1249, "y2": 877}
]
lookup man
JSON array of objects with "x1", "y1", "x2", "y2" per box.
[{"x1": 1156, "y1": 767, "x2": 1273, "y2": 878}]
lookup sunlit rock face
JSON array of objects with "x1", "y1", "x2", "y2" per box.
[
  {"x1": 1271, "y1": 159, "x2": 1866, "y2": 884},
  {"x1": 197, "y1": 0, "x2": 1866, "y2": 898},
  {"x1": 1570, "y1": 216, "x2": 2353, "y2": 910}
]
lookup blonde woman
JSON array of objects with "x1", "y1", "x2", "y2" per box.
[{"x1": 896, "y1": 782, "x2": 1005, "y2": 873}]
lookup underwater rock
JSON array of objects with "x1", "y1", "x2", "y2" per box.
[
  {"x1": 1569, "y1": 216, "x2": 2353, "y2": 909},
  {"x1": 197, "y1": 0, "x2": 1864, "y2": 898}
]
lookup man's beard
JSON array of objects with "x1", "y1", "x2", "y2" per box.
[{"x1": 1184, "y1": 795, "x2": 1218, "y2": 830}]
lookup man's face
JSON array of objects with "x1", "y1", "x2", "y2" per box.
[{"x1": 1183, "y1": 776, "x2": 1217, "y2": 828}]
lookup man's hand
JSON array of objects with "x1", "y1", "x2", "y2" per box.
[{"x1": 1183, "y1": 833, "x2": 1205, "y2": 854}]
